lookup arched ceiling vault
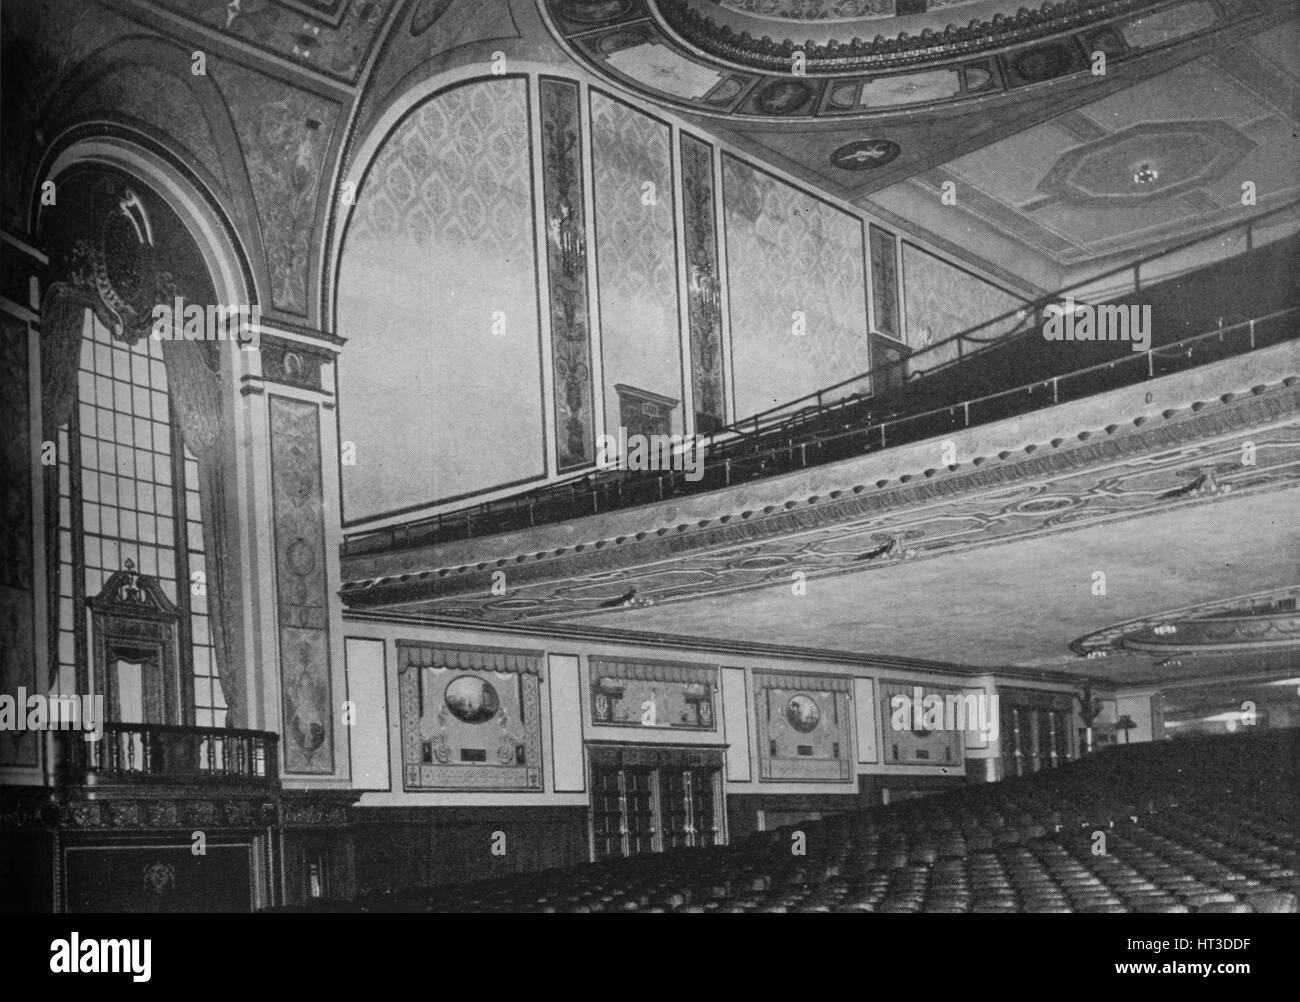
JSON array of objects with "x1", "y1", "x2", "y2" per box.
[{"x1": 5, "y1": 1, "x2": 1296, "y2": 325}]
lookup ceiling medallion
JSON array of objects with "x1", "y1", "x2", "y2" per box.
[
  {"x1": 830, "y1": 139, "x2": 901, "y2": 170},
  {"x1": 753, "y1": 79, "x2": 815, "y2": 115}
]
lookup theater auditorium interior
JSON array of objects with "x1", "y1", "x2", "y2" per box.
[{"x1": 0, "y1": 0, "x2": 1297, "y2": 917}]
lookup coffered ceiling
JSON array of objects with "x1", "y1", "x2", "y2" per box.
[{"x1": 871, "y1": 23, "x2": 1300, "y2": 272}]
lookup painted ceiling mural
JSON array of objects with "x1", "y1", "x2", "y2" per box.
[
  {"x1": 2, "y1": 0, "x2": 351, "y2": 321},
  {"x1": 145, "y1": 0, "x2": 392, "y2": 83},
  {"x1": 2, "y1": 0, "x2": 197, "y2": 230},
  {"x1": 61, "y1": 64, "x2": 230, "y2": 193},
  {"x1": 210, "y1": 64, "x2": 339, "y2": 315},
  {"x1": 893, "y1": 32, "x2": 1300, "y2": 268}
]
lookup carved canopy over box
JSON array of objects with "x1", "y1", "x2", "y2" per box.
[{"x1": 397, "y1": 643, "x2": 544, "y2": 791}]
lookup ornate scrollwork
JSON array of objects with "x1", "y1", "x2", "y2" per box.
[
  {"x1": 62, "y1": 186, "x2": 178, "y2": 344},
  {"x1": 655, "y1": 0, "x2": 1164, "y2": 75}
]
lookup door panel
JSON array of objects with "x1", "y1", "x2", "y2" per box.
[{"x1": 589, "y1": 753, "x2": 724, "y2": 860}]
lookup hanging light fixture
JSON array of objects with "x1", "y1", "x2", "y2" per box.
[{"x1": 690, "y1": 261, "x2": 720, "y2": 329}]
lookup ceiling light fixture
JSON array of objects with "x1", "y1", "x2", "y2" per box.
[{"x1": 1133, "y1": 163, "x2": 1159, "y2": 185}]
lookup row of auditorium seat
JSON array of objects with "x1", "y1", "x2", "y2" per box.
[{"x1": 267, "y1": 728, "x2": 1297, "y2": 913}]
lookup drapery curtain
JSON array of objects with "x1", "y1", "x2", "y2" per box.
[
  {"x1": 753, "y1": 670, "x2": 853, "y2": 694},
  {"x1": 40, "y1": 285, "x2": 243, "y2": 726},
  {"x1": 589, "y1": 656, "x2": 717, "y2": 686},
  {"x1": 40, "y1": 285, "x2": 98, "y2": 690},
  {"x1": 397, "y1": 642, "x2": 543, "y2": 676},
  {"x1": 161, "y1": 336, "x2": 242, "y2": 727}
]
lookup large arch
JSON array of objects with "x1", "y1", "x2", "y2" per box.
[
  {"x1": 331, "y1": 69, "x2": 560, "y2": 525},
  {"x1": 33, "y1": 133, "x2": 258, "y2": 728}
]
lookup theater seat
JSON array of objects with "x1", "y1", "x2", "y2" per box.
[{"x1": 263, "y1": 728, "x2": 1297, "y2": 914}]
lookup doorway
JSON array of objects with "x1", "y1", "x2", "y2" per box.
[{"x1": 588, "y1": 745, "x2": 725, "y2": 861}]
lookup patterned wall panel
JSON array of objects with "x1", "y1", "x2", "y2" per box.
[
  {"x1": 588, "y1": 657, "x2": 718, "y2": 731},
  {"x1": 337, "y1": 78, "x2": 543, "y2": 521},
  {"x1": 269, "y1": 396, "x2": 333, "y2": 775},
  {"x1": 722, "y1": 156, "x2": 870, "y2": 420},
  {"x1": 901, "y1": 242, "x2": 1029, "y2": 372},
  {"x1": 681, "y1": 135, "x2": 726, "y2": 432},
  {"x1": 754, "y1": 671, "x2": 853, "y2": 782},
  {"x1": 879, "y1": 679, "x2": 964, "y2": 766},
  {"x1": 397, "y1": 643, "x2": 543, "y2": 791},
  {"x1": 590, "y1": 93, "x2": 683, "y2": 437},
  {"x1": 541, "y1": 78, "x2": 596, "y2": 471},
  {"x1": 0, "y1": 319, "x2": 36, "y2": 766}
]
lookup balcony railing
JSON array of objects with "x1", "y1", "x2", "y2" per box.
[
  {"x1": 342, "y1": 203, "x2": 1300, "y2": 558},
  {"x1": 58, "y1": 721, "x2": 279, "y2": 786}
]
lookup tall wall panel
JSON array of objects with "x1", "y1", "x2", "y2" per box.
[
  {"x1": 721, "y1": 156, "x2": 870, "y2": 419},
  {"x1": 337, "y1": 78, "x2": 544, "y2": 521},
  {"x1": 541, "y1": 78, "x2": 596, "y2": 471},
  {"x1": 269, "y1": 396, "x2": 334, "y2": 775},
  {"x1": 345, "y1": 637, "x2": 390, "y2": 790},
  {"x1": 590, "y1": 93, "x2": 684, "y2": 437},
  {"x1": 547, "y1": 654, "x2": 585, "y2": 792},
  {"x1": 681, "y1": 135, "x2": 726, "y2": 432}
]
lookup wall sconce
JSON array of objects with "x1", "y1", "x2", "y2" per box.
[
  {"x1": 690, "y1": 262, "x2": 721, "y2": 330},
  {"x1": 551, "y1": 195, "x2": 584, "y2": 277}
]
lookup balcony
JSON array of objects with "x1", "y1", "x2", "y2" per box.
[{"x1": 57, "y1": 721, "x2": 279, "y2": 789}]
